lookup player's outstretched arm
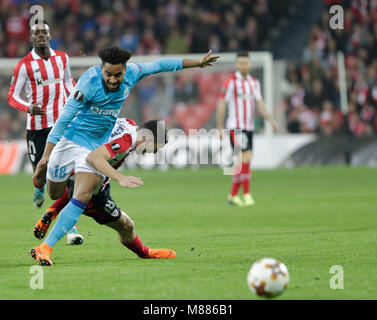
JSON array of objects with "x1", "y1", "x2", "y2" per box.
[
  {"x1": 132, "y1": 50, "x2": 220, "y2": 84},
  {"x1": 182, "y1": 50, "x2": 220, "y2": 69},
  {"x1": 86, "y1": 146, "x2": 143, "y2": 189}
]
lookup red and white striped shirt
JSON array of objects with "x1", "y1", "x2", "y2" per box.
[
  {"x1": 220, "y1": 71, "x2": 263, "y2": 131},
  {"x1": 104, "y1": 118, "x2": 137, "y2": 166},
  {"x1": 8, "y1": 48, "x2": 76, "y2": 131}
]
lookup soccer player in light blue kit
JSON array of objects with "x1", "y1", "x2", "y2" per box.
[{"x1": 31, "y1": 46, "x2": 219, "y2": 265}]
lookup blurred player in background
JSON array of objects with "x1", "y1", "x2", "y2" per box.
[
  {"x1": 217, "y1": 51, "x2": 278, "y2": 207},
  {"x1": 32, "y1": 47, "x2": 219, "y2": 263},
  {"x1": 8, "y1": 21, "x2": 74, "y2": 207},
  {"x1": 31, "y1": 119, "x2": 175, "y2": 265},
  {"x1": 7, "y1": 20, "x2": 83, "y2": 244}
]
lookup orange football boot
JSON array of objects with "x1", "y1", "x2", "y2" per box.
[
  {"x1": 33, "y1": 208, "x2": 58, "y2": 240},
  {"x1": 30, "y1": 243, "x2": 53, "y2": 266},
  {"x1": 145, "y1": 248, "x2": 176, "y2": 259}
]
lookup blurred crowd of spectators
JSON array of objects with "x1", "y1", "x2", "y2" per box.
[
  {"x1": 0, "y1": 77, "x2": 25, "y2": 140},
  {"x1": 0, "y1": 0, "x2": 289, "y2": 57},
  {"x1": 284, "y1": 0, "x2": 377, "y2": 137},
  {"x1": 0, "y1": 0, "x2": 297, "y2": 140},
  {"x1": 1, "y1": 0, "x2": 377, "y2": 139}
]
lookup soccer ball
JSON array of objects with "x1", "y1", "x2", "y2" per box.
[{"x1": 247, "y1": 258, "x2": 289, "y2": 298}]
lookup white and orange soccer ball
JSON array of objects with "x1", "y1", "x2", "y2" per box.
[{"x1": 247, "y1": 258, "x2": 289, "y2": 298}]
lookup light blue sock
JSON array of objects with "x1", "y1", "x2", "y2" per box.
[{"x1": 44, "y1": 198, "x2": 86, "y2": 248}]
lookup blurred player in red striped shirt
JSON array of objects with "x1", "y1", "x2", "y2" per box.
[
  {"x1": 8, "y1": 20, "x2": 83, "y2": 244},
  {"x1": 8, "y1": 21, "x2": 75, "y2": 207},
  {"x1": 217, "y1": 52, "x2": 278, "y2": 207}
]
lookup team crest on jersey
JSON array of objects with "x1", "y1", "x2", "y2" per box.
[
  {"x1": 111, "y1": 208, "x2": 119, "y2": 217},
  {"x1": 111, "y1": 142, "x2": 121, "y2": 152},
  {"x1": 74, "y1": 91, "x2": 84, "y2": 102}
]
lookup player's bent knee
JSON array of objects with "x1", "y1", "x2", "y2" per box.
[{"x1": 73, "y1": 192, "x2": 92, "y2": 205}]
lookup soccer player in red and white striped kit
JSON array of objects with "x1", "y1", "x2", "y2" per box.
[
  {"x1": 217, "y1": 52, "x2": 278, "y2": 207},
  {"x1": 8, "y1": 21, "x2": 84, "y2": 243},
  {"x1": 8, "y1": 21, "x2": 75, "y2": 207}
]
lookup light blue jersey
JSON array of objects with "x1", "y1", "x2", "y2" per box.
[{"x1": 47, "y1": 58, "x2": 183, "y2": 150}]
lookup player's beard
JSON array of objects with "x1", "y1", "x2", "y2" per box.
[
  {"x1": 34, "y1": 44, "x2": 50, "y2": 58},
  {"x1": 105, "y1": 81, "x2": 121, "y2": 91}
]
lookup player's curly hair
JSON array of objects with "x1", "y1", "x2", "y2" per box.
[{"x1": 98, "y1": 46, "x2": 132, "y2": 66}]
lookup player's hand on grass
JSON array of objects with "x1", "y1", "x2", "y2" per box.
[
  {"x1": 199, "y1": 50, "x2": 220, "y2": 68},
  {"x1": 28, "y1": 103, "x2": 46, "y2": 115},
  {"x1": 33, "y1": 157, "x2": 48, "y2": 187},
  {"x1": 118, "y1": 175, "x2": 144, "y2": 188}
]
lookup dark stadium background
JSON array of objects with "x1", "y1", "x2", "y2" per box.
[{"x1": 1, "y1": 0, "x2": 376, "y2": 143}]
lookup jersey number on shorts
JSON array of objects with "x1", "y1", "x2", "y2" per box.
[
  {"x1": 103, "y1": 199, "x2": 120, "y2": 217},
  {"x1": 51, "y1": 165, "x2": 67, "y2": 179},
  {"x1": 104, "y1": 199, "x2": 116, "y2": 213}
]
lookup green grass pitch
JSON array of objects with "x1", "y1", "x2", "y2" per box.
[{"x1": 0, "y1": 166, "x2": 376, "y2": 300}]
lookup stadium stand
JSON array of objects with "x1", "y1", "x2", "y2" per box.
[
  {"x1": 284, "y1": 0, "x2": 377, "y2": 136},
  {"x1": 0, "y1": 0, "x2": 304, "y2": 138},
  {"x1": 0, "y1": 0, "x2": 302, "y2": 57},
  {"x1": 1, "y1": 0, "x2": 376, "y2": 138}
]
